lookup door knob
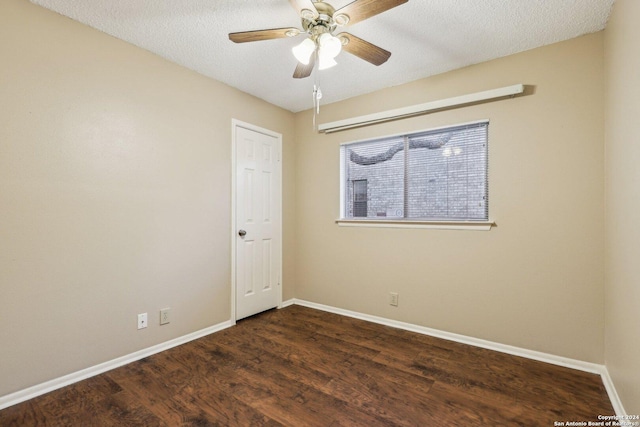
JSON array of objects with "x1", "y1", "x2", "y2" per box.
[{"x1": 238, "y1": 229, "x2": 247, "y2": 237}]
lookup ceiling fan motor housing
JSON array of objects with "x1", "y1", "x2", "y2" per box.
[{"x1": 302, "y1": 1, "x2": 339, "y2": 39}]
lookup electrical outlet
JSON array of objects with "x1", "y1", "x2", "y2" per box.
[
  {"x1": 160, "y1": 308, "x2": 170, "y2": 325},
  {"x1": 389, "y1": 292, "x2": 399, "y2": 307},
  {"x1": 137, "y1": 313, "x2": 148, "y2": 330}
]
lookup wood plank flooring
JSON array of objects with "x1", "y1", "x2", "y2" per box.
[{"x1": 0, "y1": 305, "x2": 614, "y2": 426}]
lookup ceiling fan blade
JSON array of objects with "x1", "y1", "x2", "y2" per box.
[
  {"x1": 229, "y1": 27, "x2": 300, "y2": 43},
  {"x1": 334, "y1": 0, "x2": 408, "y2": 26},
  {"x1": 289, "y1": 0, "x2": 319, "y2": 19},
  {"x1": 339, "y1": 33, "x2": 391, "y2": 66},
  {"x1": 293, "y1": 54, "x2": 316, "y2": 79}
]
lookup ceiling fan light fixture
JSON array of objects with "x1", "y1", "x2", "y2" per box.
[
  {"x1": 318, "y1": 55, "x2": 337, "y2": 71},
  {"x1": 292, "y1": 38, "x2": 316, "y2": 65},
  {"x1": 318, "y1": 33, "x2": 342, "y2": 59}
]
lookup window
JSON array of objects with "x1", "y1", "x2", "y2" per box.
[{"x1": 340, "y1": 121, "x2": 488, "y2": 222}]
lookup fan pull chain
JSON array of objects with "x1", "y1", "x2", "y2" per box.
[
  {"x1": 313, "y1": 84, "x2": 323, "y2": 131},
  {"x1": 312, "y1": 59, "x2": 322, "y2": 131},
  {"x1": 312, "y1": 87, "x2": 317, "y2": 131},
  {"x1": 316, "y1": 86, "x2": 322, "y2": 115}
]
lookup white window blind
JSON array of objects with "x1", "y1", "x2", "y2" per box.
[{"x1": 341, "y1": 121, "x2": 488, "y2": 221}]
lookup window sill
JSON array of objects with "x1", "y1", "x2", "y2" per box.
[{"x1": 335, "y1": 219, "x2": 495, "y2": 231}]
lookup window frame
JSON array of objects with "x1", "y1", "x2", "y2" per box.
[{"x1": 337, "y1": 120, "x2": 494, "y2": 231}]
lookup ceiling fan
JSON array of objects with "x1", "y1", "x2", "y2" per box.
[{"x1": 229, "y1": 0, "x2": 408, "y2": 79}]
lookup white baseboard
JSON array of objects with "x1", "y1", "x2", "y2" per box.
[
  {"x1": 0, "y1": 319, "x2": 234, "y2": 411},
  {"x1": 280, "y1": 298, "x2": 296, "y2": 308},
  {"x1": 600, "y1": 368, "x2": 628, "y2": 417},
  {"x1": 2, "y1": 301, "x2": 628, "y2": 417},
  {"x1": 283, "y1": 298, "x2": 627, "y2": 416}
]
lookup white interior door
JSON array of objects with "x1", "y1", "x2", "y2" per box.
[{"x1": 234, "y1": 122, "x2": 281, "y2": 321}]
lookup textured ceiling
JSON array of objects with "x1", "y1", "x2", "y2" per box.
[{"x1": 30, "y1": 0, "x2": 614, "y2": 112}]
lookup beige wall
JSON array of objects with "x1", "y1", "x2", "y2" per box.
[
  {"x1": 604, "y1": 0, "x2": 640, "y2": 415},
  {"x1": 294, "y1": 33, "x2": 605, "y2": 363},
  {"x1": 0, "y1": 0, "x2": 295, "y2": 396}
]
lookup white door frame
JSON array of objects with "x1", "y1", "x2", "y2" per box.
[{"x1": 230, "y1": 119, "x2": 283, "y2": 323}]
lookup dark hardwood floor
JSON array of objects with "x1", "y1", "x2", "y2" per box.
[{"x1": 0, "y1": 305, "x2": 614, "y2": 426}]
